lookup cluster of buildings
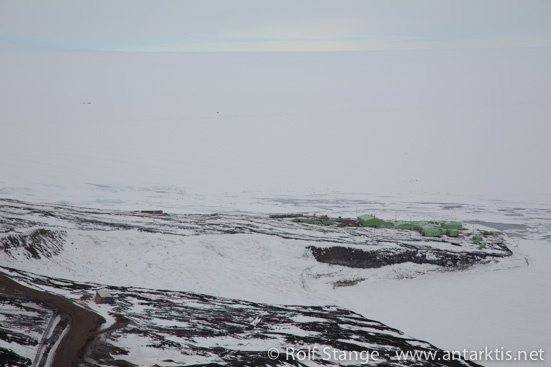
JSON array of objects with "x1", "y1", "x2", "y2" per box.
[
  {"x1": 269, "y1": 213, "x2": 464, "y2": 238},
  {"x1": 357, "y1": 214, "x2": 463, "y2": 237}
]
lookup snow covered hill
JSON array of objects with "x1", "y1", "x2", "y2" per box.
[
  {"x1": 2, "y1": 267, "x2": 484, "y2": 367},
  {"x1": 0, "y1": 198, "x2": 548, "y2": 366}
]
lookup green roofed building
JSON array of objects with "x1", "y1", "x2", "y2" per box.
[
  {"x1": 441, "y1": 222, "x2": 463, "y2": 230},
  {"x1": 357, "y1": 215, "x2": 393, "y2": 228},
  {"x1": 446, "y1": 229, "x2": 459, "y2": 237},
  {"x1": 419, "y1": 224, "x2": 442, "y2": 237}
]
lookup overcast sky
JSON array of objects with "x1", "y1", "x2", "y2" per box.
[{"x1": 1, "y1": 1, "x2": 551, "y2": 52}]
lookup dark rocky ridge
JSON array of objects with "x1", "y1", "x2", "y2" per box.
[{"x1": 309, "y1": 243, "x2": 511, "y2": 269}]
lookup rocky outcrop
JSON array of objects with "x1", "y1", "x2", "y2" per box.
[
  {"x1": 0, "y1": 229, "x2": 65, "y2": 259},
  {"x1": 309, "y1": 244, "x2": 511, "y2": 269}
]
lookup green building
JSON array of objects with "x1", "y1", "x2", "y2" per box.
[
  {"x1": 419, "y1": 224, "x2": 442, "y2": 237},
  {"x1": 357, "y1": 215, "x2": 393, "y2": 228},
  {"x1": 446, "y1": 229, "x2": 459, "y2": 237}
]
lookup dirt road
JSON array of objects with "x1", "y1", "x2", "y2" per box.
[{"x1": 0, "y1": 272, "x2": 104, "y2": 367}]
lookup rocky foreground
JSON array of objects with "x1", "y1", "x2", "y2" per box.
[{"x1": 1, "y1": 266, "x2": 482, "y2": 367}]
